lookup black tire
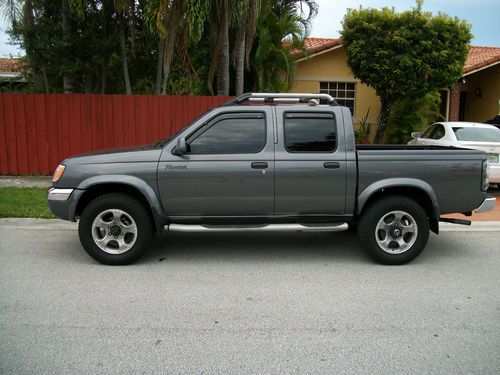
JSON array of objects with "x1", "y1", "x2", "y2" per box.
[
  {"x1": 357, "y1": 195, "x2": 430, "y2": 265},
  {"x1": 78, "y1": 193, "x2": 154, "y2": 265}
]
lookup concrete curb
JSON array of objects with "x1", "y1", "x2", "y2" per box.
[
  {"x1": 0, "y1": 218, "x2": 499, "y2": 232},
  {"x1": 0, "y1": 176, "x2": 52, "y2": 188},
  {"x1": 439, "y1": 221, "x2": 500, "y2": 232},
  {"x1": 0, "y1": 218, "x2": 77, "y2": 230}
]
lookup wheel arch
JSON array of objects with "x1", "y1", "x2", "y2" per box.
[
  {"x1": 74, "y1": 175, "x2": 165, "y2": 234},
  {"x1": 357, "y1": 178, "x2": 440, "y2": 234}
]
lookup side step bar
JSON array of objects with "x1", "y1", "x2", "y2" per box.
[{"x1": 166, "y1": 223, "x2": 349, "y2": 233}]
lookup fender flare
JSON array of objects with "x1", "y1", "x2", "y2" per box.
[
  {"x1": 357, "y1": 178, "x2": 440, "y2": 233},
  {"x1": 76, "y1": 175, "x2": 165, "y2": 232}
]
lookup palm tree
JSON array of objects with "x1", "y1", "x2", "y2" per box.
[
  {"x1": 204, "y1": 0, "x2": 229, "y2": 95},
  {"x1": 0, "y1": 0, "x2": 22, "y2": 24},
  {"x1": 147, "y1": 0, "x2": 206, "y2": 94},
  {"x1": 252, "y1": 0, "x2": 316, "y2": 92},
  {"x1": 62, "y1": 0, "x2": 75, "y2": 93},
  {"x1": 114, "y1": 0, "x2": 134, "y2": 94},
  {"x1": 232, "y1": 0, "x2": 260, "y2": 95}
]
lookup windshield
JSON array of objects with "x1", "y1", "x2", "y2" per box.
[{"x1": 452, "y1": 127, "x2": 500, "y2": 142}]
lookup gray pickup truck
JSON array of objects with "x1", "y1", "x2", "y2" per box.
[{"x1": 48, "y1": 92, "x2": 495, "y2": 265}]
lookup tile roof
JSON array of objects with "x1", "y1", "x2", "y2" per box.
[
  {"x1": 302, "y1": 37, "x2": 342, "y2": 55},
  {"x1": 299, "y1": 38, "x2": 500, "y2": 75},
  {"x1": 464, "y1": 46, "x2": 500, "y2": 74},
  {"x1": 0, "y1": 57, "x2": 23, "y2": 75},
  {"x1": 290, "y1": 37, "x2": 341, "y2": 58}
]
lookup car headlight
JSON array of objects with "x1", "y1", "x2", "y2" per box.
[{"x1": 53, "y1": 164, "x2": 66, "y2": 183}]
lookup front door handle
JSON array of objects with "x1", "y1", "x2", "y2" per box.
[
  {"x1": 324, "y1": 162, "x2": 340, "y2": 169},
  {"x1": 251, "y1": 162, "x2": 268, "y2": 169}
]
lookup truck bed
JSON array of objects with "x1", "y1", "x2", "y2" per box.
[
  {"x1": 355, "y1": 145, "x2": 487, "y2": 214},
  {"x1": 356, "y1": 144, "x2": 463, "y2": 151}
]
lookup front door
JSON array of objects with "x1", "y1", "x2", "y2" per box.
[
  {"x1": 158, "y1": 109, "x2": 274, "y2": 219},
  {"x1": 274, "y1": 107, "x2": 347, "y2": 216}
]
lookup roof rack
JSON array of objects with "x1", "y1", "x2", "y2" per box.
[{"x1": 223, "y1": 92, "x2": 338, "y2": 106}]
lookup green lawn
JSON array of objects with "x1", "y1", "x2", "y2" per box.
[{"x1": 0, "y1": 187, "x2": 55, "y2": 218}]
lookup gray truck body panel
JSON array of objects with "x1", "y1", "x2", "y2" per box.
[{"x1": 49, "y1": 102, "x2": 489, "y2": 230}]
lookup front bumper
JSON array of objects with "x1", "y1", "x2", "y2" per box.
[
  {"x1": 475, "y1": 196, "x2": 496, "y2": 213},
  {"x1": 48, "y1": 188, "x2": 74, "y2": 201},
  {"x1": 47, "y1": 188, "x2": 84, "y2": 221}
]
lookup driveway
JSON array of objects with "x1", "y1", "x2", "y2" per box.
[{"x1": 0, "y1": 220, "x2": 499, "y2": 374}]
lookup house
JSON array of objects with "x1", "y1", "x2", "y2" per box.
[
  {"x1": 290, "y1": 38, "x2": 500, "y2": 130},
  {"x1": 0, "y1": 57, "x2": 26, "y2": 90}
]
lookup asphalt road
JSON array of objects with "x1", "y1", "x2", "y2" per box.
[{"x1": 1, "y1": 221, "x2": 499, "y2": 374}]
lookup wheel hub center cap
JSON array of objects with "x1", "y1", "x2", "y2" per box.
[
  {"x1": 390, "y1": 226, "x2": 403, "y2": 239},
  {"x1": 109, "y1": 224, "x2": 122, "y2": 237}
]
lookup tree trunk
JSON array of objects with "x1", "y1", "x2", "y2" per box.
[
  {"x1": 101, "y1": 61, "x2": 108, "y2": 94},
  {"x1": 62, "y1": 0, "x2": 74, "y2": 93},
  {"x1": 100, "y1": 1, "x2": 112, "y2": 94},
  {"x1": 216, "y1": 7, "x2": 230, "y2": 96},
  {"x1": 119, "y1": 19, "x2": 132, "y2": 95},
  {"x1": 234, "y1": 33, "x2": 246, "y2": 96},
  {"x1": 84, "y1": 71, "x2": 93, "y2": 93},
  {"x1": 41, "y1": 66, "x2": 49, "y2": 93},
  {"x1": 161, "y1": 0, "x2": 184, "y2": 94},
  {"x1": 128, "y1": 0, "x2": 136, "y2": 56},
  {"x1": 161, "y1": 34, "x2": 176, "y2": 94},
  {"x1": 155, "y1": 38, "x2": 165, "y2": 95},
  {"x1": 374, "y1": 97, "x2": 392, "y2": 144}
]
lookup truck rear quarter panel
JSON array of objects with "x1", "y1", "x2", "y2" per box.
[{"x1": 357, "y1": 148, "x2": 487, "y2": 215}]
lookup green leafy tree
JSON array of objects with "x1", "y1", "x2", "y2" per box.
[
  {"x1": 386, "y1": 90, "x2": 443, "y2": 144},
  {"x1": 5, "y1": 0, "x2": 317, "y2": 95},
  {"x1": 341, "y1": 0, "x2": 471, "y2": 143}
]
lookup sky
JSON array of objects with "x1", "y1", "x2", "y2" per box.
[{"x1": 1, "y1": 0, "x2": 499, "y2": 57}]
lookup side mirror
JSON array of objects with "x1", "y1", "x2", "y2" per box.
[
  {"x1": 411, "y1": 132, "x2": 421, "y2": 139},
  {"x1": 172, "y1": 137, "x2": 187, "y2": 156}
]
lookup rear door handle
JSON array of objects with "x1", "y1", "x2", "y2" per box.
[
  {"x1": 324, "y1": 162, "x2": 340, "y2": 169},
  {"x1": 251, "y1": 162, "x2": 268, "y2": 169}
]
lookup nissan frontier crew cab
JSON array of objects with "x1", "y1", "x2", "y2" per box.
[{"x1": 48, "y1": 92, "x2": 496, "y2": 265}]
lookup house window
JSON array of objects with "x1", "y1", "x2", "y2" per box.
[{"x1": 319, "y1": 82, "x2": 356, "y2": 115}]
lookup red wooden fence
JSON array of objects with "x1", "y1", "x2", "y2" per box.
[{"x1": 0, "y1": 94, "x2": 232, "y2": 175}]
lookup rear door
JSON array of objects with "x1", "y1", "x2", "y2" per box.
[{"x1": 274, "y1": 107, "x2": 347, "y2": 216}]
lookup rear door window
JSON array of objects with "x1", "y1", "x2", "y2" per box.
[{"x1": 283, "y1": 113, "x2": 336, "y2": 153}]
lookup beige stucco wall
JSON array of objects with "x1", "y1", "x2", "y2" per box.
[
  {"x1": 463, "y1": 63, "x2": 500, "y2": 122},
  {"x1": 290, "y1": 46, "x2": 500, "y2": 139},
  {"x1": 289, "y1": 47, "x2": 381, "y2": 140}
]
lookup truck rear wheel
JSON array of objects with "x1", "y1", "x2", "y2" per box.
[
  {"x1": 357, "y1": 195, "x2": 430, "y2": 265},
  {"x1": 78, "y1": 193, "x2": 153, "y2": 265}
]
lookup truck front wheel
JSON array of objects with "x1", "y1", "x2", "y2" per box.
[
  {"x1": 78, "y1": 193, "x2": 153, "y2": 265},
  {"x1": 357, "y1": 196, "x2": 430, "y2": 265}
]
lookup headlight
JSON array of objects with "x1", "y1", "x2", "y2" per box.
[
  {"x1": 52, "y1": 164, "x2": 66, "y2": 183},
  {"x1": 482, "y1": 160, "x2": 489, "y2": 191}
]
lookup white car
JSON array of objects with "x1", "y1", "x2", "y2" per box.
[{"x1": 409, "y1": 122, "x2": 500, "y2": 186}]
